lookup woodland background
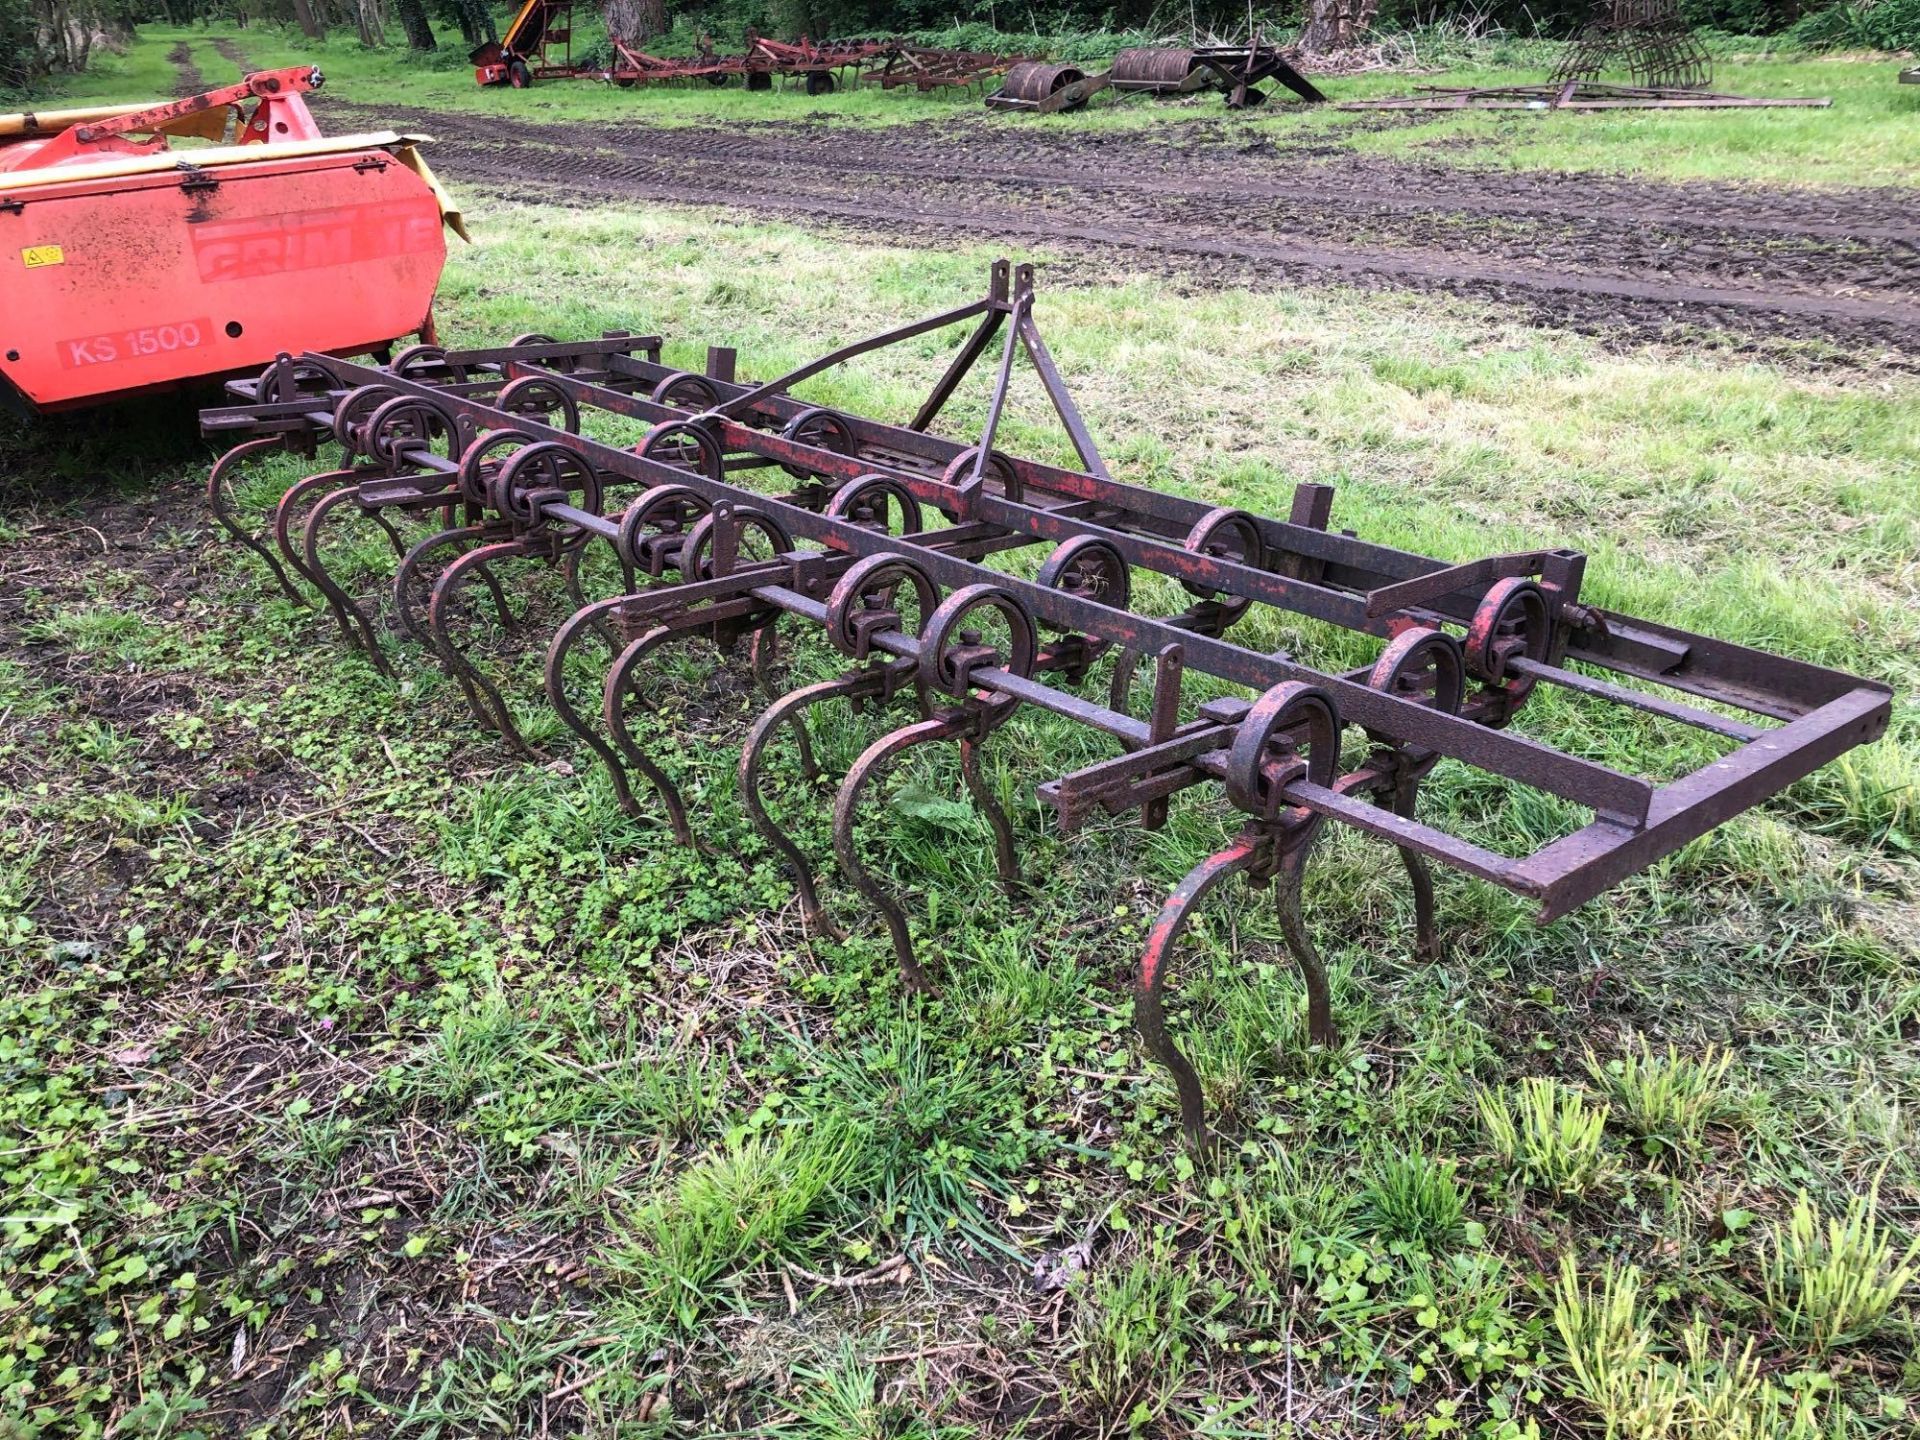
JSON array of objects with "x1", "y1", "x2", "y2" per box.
[{"x1": 5, "y1": 0, "x2": 1918, "y2": 93}]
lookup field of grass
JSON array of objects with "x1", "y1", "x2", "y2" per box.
[
  {"x1": 2, "y1": 23, "x2": 1918, "y2": 1440},
  {"x1": 16, "y1": 21, "x2": 1920, "y2": 188}
]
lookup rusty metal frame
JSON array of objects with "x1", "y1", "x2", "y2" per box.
[{"x1": 201, "y1": 262, "x2": 1890, "y2": 1148}]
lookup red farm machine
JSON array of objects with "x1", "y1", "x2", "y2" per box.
[
  {"x1": 472, "y1": 0, "x2": 1016, "y2": 95},
  {"x1": 472, "y1": 0, "x2": 581, "y2": 86},
  {"x1": 1, "y1": 65, "x2": 464, "y2": 416}
]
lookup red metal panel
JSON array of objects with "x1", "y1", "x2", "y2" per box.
[{"x1": 2, "y1": 151, "x2": 445, "y2": 411}]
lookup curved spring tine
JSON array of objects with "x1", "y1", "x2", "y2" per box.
[
  {"x1": 1108, "y1": 646, "x2": 1145, "y2": 718},
  {"x1": 600, "y1": 625, "x2": 696, "y2": 847},
  {"x1": 394, "y1": 525, "x2": 514, "y2": 643},
  {"x1": 560, "y1": 545, "x2": 637, "y2": 647},
  {"x1": 958, "y1": 735, "x2": 1021, "y2": 896},
  {"x1": 366, "y1": 507, "x2": 414, "y2": 565},
  {"x1": 1384, "y1": 778, "x2": 1442, "y2": 965},
  {"x1": 831, "y1": 713, "x2": 968, "y2": 993},
  {"x1": 301, "y1": 485, "x2": 396, "y2": 673},
  {"x1": 545, "y1": 595, "x2": 644, "y2": 815},
  {"x1": 739, "y1": 674, "x2": 879, "y2": 941},
  {"x1": 746, "y1": 621, "x2": 818, "y2": 779},
  {"x1": 273, "y1": 467, "x2": 360, "y2": 598},
  {"x1": 208, "y1": 435, "x2": 307, "y2": 605},
  {"x1": 428, "y1": 539, "x2": 540, "y2": 755},
  {"x1": 1272, "y1": 841, "x2": 1336, "y2": 1051},
  {"x1": 1133, "y1": 834, "x2": 1261, "y2": 1150}
]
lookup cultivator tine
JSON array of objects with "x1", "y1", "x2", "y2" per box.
[
  {"x1": 738, "y1": 673, "x2": 883, "y2": 939},
  {"x1": 208, "y1": 435, "x2": 310, "y2": 606},
  {"x1": 1271, "y1": 839, "x2": 1335, "y2": 1052},
  {"x1": 392, "y1": 525, "x2": 508, "y2": 643},
  {"x1": 833, "y1": 712, "x2": 974, "y2": 991},
  {"x1": 958, "y1": 733, "x2": 1022, "y2": 895},
  {"x1": 544, "y1": 594, "x2": 663, "y2": 817},
  {"x1": 1383, "y1": 780, "x2": 1443, "y2": 966},
  {"x1": 599, "y1": 624, "x2": 697, "y2": 846},
  {"x1": 301, "y1": 485, "x2": 396, "y2": 672},
  {"x1": 200, "y1": 264, "x2": 1892, "y2": 1149},
  {"x1": 1133, "y1": 833, "x2": 1261, "y2": 1149},
  {"x1": 426, "y1": 540, "x2": 540, "y2": 750},
  {"x1": 271, "y1": 468, "x2": 361, "y2": 614}
]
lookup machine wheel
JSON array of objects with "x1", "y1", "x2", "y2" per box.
[
  {"x1": 705, "y1": 72, "x2": 728, "y2": 86},
  {"x1": 747, "y1": 71, "x2": 771, "y2": 91},
  {"x1": 615, "y1": 77, "x2": 635, "y2": 89},
  {"x1": 508, "y1": 59, "x2": 533, "y2": 88},
  {"x1": 805, "y1": 70, "x2": 835, "y2": 96}
]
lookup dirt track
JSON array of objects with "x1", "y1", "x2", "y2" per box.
[
  {"x1": 328, "y1": 97, "x2": 1920, "y2": 363},
  {"x1": 167, "y1": 40, "x2": 203, "y2": 97}
]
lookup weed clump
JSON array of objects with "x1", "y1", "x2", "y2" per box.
[
  {"x1": 1761, "y1": 1184, "x2": 1919, "y2": 1354},
  {"x1": 1361, "y1": 1149, "x2": 1467, "y2": 1247},
  {"x1": 1478, "y1": 1078, "x2": 1615, "y2": 1199},
  {"x1": 1584, "y1": 1037, "x2": 1736, "y2": 1158}
]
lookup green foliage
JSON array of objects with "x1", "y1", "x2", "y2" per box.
[
  {"x1": 2, "y1": 31, "x2": 1917, "y2": 1431},
  {"x1": 797, "y1": 1029, "x2": 1031, "y2": 1253},
  {"x1": 1762, "y1": 1186, "x2": 1920, "y2": 1353},
  {"x1": 1554, "y1": 1256, "x2": 1797, "y2": 1440},
  {"x1": 1478, "y1": 1079, "x2": 1616, "y2": 1199},
  {"x1": 1584, "y1": 1037, "x2": 1736, "y2": 1158},
  {"x1": 1789, "y1": 0, "x2": 1920, "y2": 49},
  {"x1": 608, "y1": 1126, "x2": 856, "y2": 1334},
  {"x1": 1361, "y1": 1150, "x2": 1468, "y2": 1247},
  {"x1": 1069, "y1": 1232, "x2": 1208, "y2": 1421}
]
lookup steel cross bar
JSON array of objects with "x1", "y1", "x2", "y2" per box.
[
  {"x1": 530, "y1": 368, "x2": 1575, "y2": 649},
  {"x1": 317, "y1": 354, "x2": 1658, "y2": 828},
  {"x1": 532, "y1": 357, "x2": 1866, "y2": 729}
]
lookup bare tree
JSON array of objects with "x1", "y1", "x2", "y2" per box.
[
  {"x1": 601, "y1": 0, "x2": 665, "y2": 49},
  {"x1": 1300, "y1": 0, "x2": 1379, "y2": 53},
  {"x1": 395, "y1": 0, "x2": 435, "y2": 49}
]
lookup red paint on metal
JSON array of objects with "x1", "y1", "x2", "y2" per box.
[
  {"x1": 4, "y1": 155, "x2": 445, "y2": 412},
  {"x1": 57, "y1": 317, "x2": 213, "y2": 369}
]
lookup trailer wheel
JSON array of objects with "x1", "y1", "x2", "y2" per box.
[
  {"x1": 705, "y1": 72, "x2": 728, "y2": 86},
  {"x1": 805, "y1": 70, "x2": 835, "y2": 96},
  {"x1": 508, "y1": 59, "x2": 533, "y2": 88},
  {"x1": 747, "y1": 71, "x2": 771, "y2": 91},
  {"x1": 615, "y1": 77, "x2": 635, "y2": 88}
]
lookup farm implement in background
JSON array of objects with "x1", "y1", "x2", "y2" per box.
[
  {"x1": 1109, "y1": 40, "x2": 1326, "y2": 108},
  {"x1": 201, "y1": 262, "x2": 1889, "y2": 1148},
  {"x1": 474, "y1": 0, "x2": 1015, "y2": 96},
  {"x1": 988, "y1": 40, "x2": 1326, "y2": 116},
  {"x1": 985, "y1": 62, "x2": 1112, "y2": 115},
  {"x1": 0, "y1": 67, "x2": 462, "y2": 415},
  {"x1": 1347, "y1": 0, "x2": 1827, "y2": 112}
]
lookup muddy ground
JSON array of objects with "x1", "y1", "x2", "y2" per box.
[{"x1": 324, "y1": 96, "x2": 1920, "y2": 366}]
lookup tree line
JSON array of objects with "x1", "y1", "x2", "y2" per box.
[{"x1": 1, "y1": 0, "x2": 1898, "y2": 93}]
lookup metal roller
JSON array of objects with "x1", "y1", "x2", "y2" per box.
[
  {"x1": 1110, "y1": 47, "x2": 1202, "y2": 93},
  {"x1": 998, "y1": 60, "x2": 1089, "y2": 104}
]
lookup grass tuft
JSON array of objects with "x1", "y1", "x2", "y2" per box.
[
  {"x1": 1360, "y1": 1149, "x2": 1467, "y2": 1248},
  {"x1": 1478, "y1": 1078, "x2": 1616, "y2": 1199},
  {"x1": 1761, "y1": 1182, "x2": 1920, "y2": 1353},
  {"x1": 1584, "y1": 1036, "x2": 1737, "y2": 1158}
]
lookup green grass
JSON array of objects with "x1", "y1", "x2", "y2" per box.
[
  {"x1": 1, "y1": 26, "x2": 1918, "y2": 1439},
  {"x1": 15, "y1": 22, "x2": 1919, "y2": 188},
  {"x1": 1325, "y1": 52, "x2": 1920, "y2": 189}
]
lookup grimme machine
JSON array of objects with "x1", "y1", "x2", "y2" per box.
[{"x1": 1, "y1": 67, "x2": 461, "y2": 415}]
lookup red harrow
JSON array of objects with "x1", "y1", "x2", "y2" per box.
[{"x1": 202, "y1": 264, "x2": 1889, "y2": 1146}]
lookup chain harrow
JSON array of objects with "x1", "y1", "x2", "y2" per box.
[{"x1": 202, "y1": 261, "x2": 1891, "y2": 1149}]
